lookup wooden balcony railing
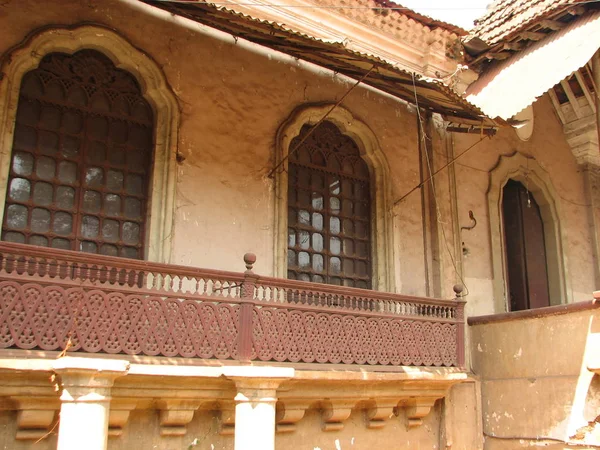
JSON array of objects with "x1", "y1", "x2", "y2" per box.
[{"x1": 0, "y1": 242, "x2": 466, "y2": 367}]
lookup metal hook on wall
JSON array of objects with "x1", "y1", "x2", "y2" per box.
[{"x1": 460, "y1": 210, "x2": 477, "y2": 232}]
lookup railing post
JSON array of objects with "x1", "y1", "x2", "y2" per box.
[
  {"x1": 453, "y1": 284, "x2": 467, "y2": 368},
  {"x1": 239, "y1": 253, "x2": 258, "y2": 362}
]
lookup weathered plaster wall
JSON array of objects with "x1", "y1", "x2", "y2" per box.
[
  {"x1": 470, "y1": 306, "x2": 600, "y2": 449},
  {"x1": 453, "y1": 96, "x2": 596, "y2": 316},
  {"x1": 0, "y1": 0, "x2": 432, "y2": 295}
]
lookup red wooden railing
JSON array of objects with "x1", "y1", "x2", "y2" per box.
[{"x1": 0, "y1": 242, "x2": 466, "y2": 367}]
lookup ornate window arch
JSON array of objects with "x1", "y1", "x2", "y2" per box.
[
  {"x1": 274, "y1": 104, "x2": 394, "y2": 292},
  {"x1": 0, "y1": 25, "x2": 179, "y2": 262},
  {"x1": 487, "y1": 152, "x2": 570, "y2": 312}
]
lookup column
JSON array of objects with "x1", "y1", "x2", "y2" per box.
[
  {"x1": 52, "y1": 357, "x2": 129, "y2": 450},
  {"x1": 225, "y1": 367, "x2": 293, "y2": 450}
]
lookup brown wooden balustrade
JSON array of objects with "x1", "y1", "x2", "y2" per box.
[{"x1": 0, "y1": 242, "x2": 466, "y2": 367}]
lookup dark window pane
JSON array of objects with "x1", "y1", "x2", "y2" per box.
[{"x1": 9, "y1": 178, "x2": 31, "y2": 202}]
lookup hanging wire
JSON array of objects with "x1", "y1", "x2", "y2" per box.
[{"x1": 410, "y1": 72, "x2": 475, "y2": 297}]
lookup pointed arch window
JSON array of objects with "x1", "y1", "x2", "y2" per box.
[
  {"x1": 2, "y1": 50, "x2": 153, "y2": 259},
  {"x1": 287, "y1": 121, "x2": 372, "y2": 288}
]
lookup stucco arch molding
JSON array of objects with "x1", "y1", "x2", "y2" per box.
[
  {"x1": 487, "y1": 152, "x2": 571, "y2": 311},
  {"x1": 0, "y1": 25, "x2": 179, "y2": 262},
  {"x1": 274, "y1": 104, "x2": 395, "y2": 292}
]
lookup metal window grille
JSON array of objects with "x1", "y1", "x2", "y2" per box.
[
  {"x1": 2, "y1": 50, "x2": 154, "y2": 259},
  {"x1": 287, "y1": 121, "x2": 372, "y2": 288}
]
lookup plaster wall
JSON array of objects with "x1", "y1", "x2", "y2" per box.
[
  {"x1": 470, "y1": 307, "x2": 600, "y2": 448},
  {"x1": 452, "y1": 96, "x2": 596, "y2": 316}
]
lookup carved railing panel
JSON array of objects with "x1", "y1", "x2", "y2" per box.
[{"x1": 0, "y1": 242, "x2": 465, "y2": 367}]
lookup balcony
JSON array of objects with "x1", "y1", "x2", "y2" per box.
[{"x1": 0, "y1": 242, "x2": 465, "y2": 368}]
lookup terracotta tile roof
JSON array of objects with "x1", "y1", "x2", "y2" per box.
[{"x1": 472, "y1": 0, "x2": 588, "y2": 45}]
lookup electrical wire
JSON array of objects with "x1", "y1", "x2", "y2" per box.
[{"x1": 410, "y1": 72, "x2": 474, "y2": 297}]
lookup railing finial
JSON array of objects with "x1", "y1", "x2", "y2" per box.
[
  {"x1": 243, "y1": 253, "x2": 256, "y2": 273},
  {"x1": 453, "y1": 284, "x2": 464, "y2": 298}
]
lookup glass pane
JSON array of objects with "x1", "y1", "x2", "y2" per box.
[
  {"x1": 330, "y1": 197, "x2": 340, "y2": 215},
  {"x1": 61, "y1": 136, "x2": 81, "y2": 158},
  {"x1": 312, "y1": 274, "x2": 324, "y2": 283},
  {"x1": 3, "y1": 231, "x2": 25, "y2": 243},
  {"x1": 298, "y1": 230, "x2": 309, "y2": 250},
  {"x1": 122, "y1": 222, "x2": 140, "y2": 245},
  {"x1": 6, "y1": 205, "x2": 28, "y2": 229},
  {"x1": 121, "y1": 247, "x2": 138, "y2": 259},
  {"x1": 125, "y1": 175, "x2": 143, "y2": 195},
  {"x1": 107, "y1": 170, "x2": 124, "y2": 191},
  {"x1": 355, "y1": 221, "x2": 367, "y2": 238},
  {"x1": 329, "y1": 257, "x2": 341, "y2": 274},
  {"x1": 330, "y1": 277, "x2": 341, "y2": 286},
  {"x1": 51, "y1": 238, "x2": 71, "y2": 250},
  {"x1": 124, "y1": 197, "x2": 141, "y2": 219},
  {"x1": 81, "y1": 216, "x2": 99, "y2": 238},
  {"x1": 288, "y1": 208, "x2": 297, "y2": 226},
  {"x1": 63, "y1": 110, "x2": 83, "y2": 134},
  {"x1": 312, "y1": 254, "x2": 324, "y2": 273},
  {"x1": 298, "y1": 190, "x2": 310, "y2": 206},
  {"x1": 58, "y1": 161, "x2": 77, "y2": 184},
  {"x1": 342, "y1": 179, "x2": 353, "y2": 195},
  {"x1": 32, "y1": 182, "x2": 53, "y2": 206},
  {"x1": 36, "y1": 156, "x2": 56, "y2": 180},
  {"x1": 100, "y1": 244, "x2": 118, "y2": 256},
  {"x1": 38, "y1": 130, "x2": 59, "y2": 155},
  {"x1": 102, "y1": 219, "x2": 119, "y2": 242},
  {"x1": 330, "y1": 217, "x2": 340, "y2": 234},
  {"x1": 53, "y1": 212, "x2": 73, "y2": 236},
  {"x1": 16, "y1": 100, "x2": 40, "y2": 126},
  {"x1": 298, "y1": 273, "x2": 310, "y2": 282},
  {"x1": 312, "y1": 233, "x2": 323, "y2": 252},
  {"x1": 105, "y1": 194, "x2": 121, "y2": 216},
  {"x1": 85, "y1": 167, "x2": 103, "y2": 187},
  {"x1": 83, "y1": 191, "x2": 101, "y2": 214},
  {"x1": 110, "y1": 121, "x2": 128, "y2": 143},
  {"x1": 342, "y1": 199, "x2": 353, "y2": 215},
  {"x1": 343, "y1": 219, "x2": 354, "y2": 235},
  {"x1": 298, "y1": 252, "x2": 310, "y2": 268},
  {"x1": 343, "y1": 259, "x2": 354, "y2": 275},
  {"x1": 88, "y1": 116, "x2": 108, "y2": 139},
  {"x1": 127, "y1": 149, "x2": 145, "y2": 167},
  {"x1": 356, "y1": 261, "x2": 368, "y2": 277},
  {"x1": 31, "y1": 208, "x2": 50, "y2": 233},
  {"x1": 355, "y1": 182, "x2": 367, "y2": 200},
  {"x1": 312, "y1": 213, "x2": 323, "y2": 231},
  {"x1": 80, "y1": 241, "x2": 97, "y2": 254},
  {"x1": 287, "y1": 228, "x2": 296, "y2": 247},
  {"x1": 30, "y1": 235, "x2": 48, "y2": 247},
  {"x1": 298, "y1": 210, "x2": 310, "y2": 225},
  {"x1": 87, "y1": 141, "x2": 106, "y2": 164},
  {"x1": 330, "y1": 237, "x2": 341, "y2": 255},
  {"x1": 109, "y1": 146, "x2": 126, "y2": 165},
  {"x1": 356, "y1": 241, "x2": 368, "y2": 258},
  {"x1": 13, "y1": 125, "x2": 36, "y2": 150},
  {"x1": 9, "y1": 178, "x2": 31, "y2": 202},
  {"x1": 355, "y1": 202, "x2": 368, "y2": 217},
  {"x1": 312, "y1": 193, "x2": 323, "y2": 210},
  {"x1": 129, "y1": 125, "x2": 151, "y2": 147},
  {"x1": 312, "y1": 173, "x2": 325, "y2": 189},
  {"x1": 56, "y1": 186, "x2": 75, "y2": 210},
  {"x1": 287, "y1": 249, "x2": 296, "y2": 267},
  {"x1": 329, "y1": 178, "x2": 340, "y2": 194},
  {"x1": 12, "y1": 152, "x2": 34, "y2": 176},
  {"x1": 343, "y1": 239, "x2": 354, "y2": 256}
]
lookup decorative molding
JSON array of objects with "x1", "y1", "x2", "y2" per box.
[
  {"x1": 402, "y1": 396, "x2": 439, "y2": 428},
  {"x1": 0, "y1": 25, "x2": 179, "y2": 263},
  {"x1": 218, "y1": 401, "x2": 236, "y2": 435},
  {"x1": 108, "y1": 401, "x2": 137, "y2": 438},
  {"x1": 276, "y1": 400, "x2": 312, "y2": 433},
  {"x1": 157, "y1": 400, "x2": 201, "y2": 436},
  {"x1": 365, "y1": 399, "x2": 398, "y2": 429},
  {"x1": 321, "y1": 399, "x2": 358, "y2": 431},
  {"x1": 274, "y1": 104, "x2": 395, "y2": 292},
  {"x1": 13, "y1": 397, "x2": 58, "y2": 440}
]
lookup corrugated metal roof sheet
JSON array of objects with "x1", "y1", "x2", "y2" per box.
[
  {"x1": 142, "y1": 0, "x2": 496, "y2": 128},
  {"x1": 472, "y1": 0, "x2": 587, "y2": 46},
  {"x1": 466, "y1": 9, "x2": 600, "y2": 120}
]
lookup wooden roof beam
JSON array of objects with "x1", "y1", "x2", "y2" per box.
[
  {"x1": 518, "y1": 31, "x2": 547, "y2": 41},
  {"x1": 539, "y1": 19, "x2": 566, "y2": 31}
]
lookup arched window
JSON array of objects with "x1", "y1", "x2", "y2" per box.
[
  {"x1": 502, "y1": 179, "x2": 550, "y2": 310},
  {"x1": 2, "y1": 50, "x2": 153, "y2": 259},
  {"x1": 287, "y1": 121, "x2": 372, "y2": 288}
]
